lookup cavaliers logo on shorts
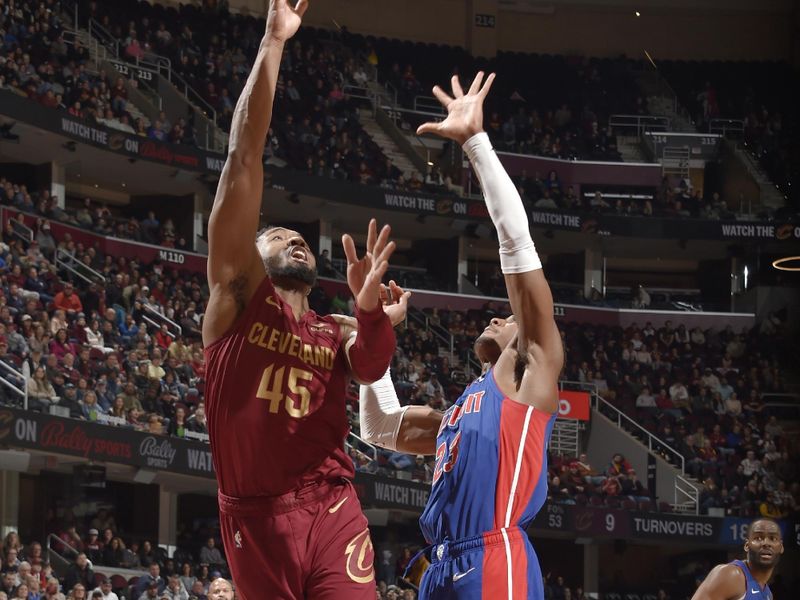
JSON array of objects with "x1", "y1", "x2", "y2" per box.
[{"x1": 345, "y1": 528, "x2": 374, "y2": 584}]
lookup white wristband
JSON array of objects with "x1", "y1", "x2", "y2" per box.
[
  {"x1": 358, "y1": 368, "x2": 408, "y2": 451},
  {"x1": 463, "y1": 132, "x2": 542, "y2": 274}
]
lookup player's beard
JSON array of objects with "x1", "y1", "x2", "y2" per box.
[
  {"x1": 748, "y1": 546, "x2": 780, "y2": 568},
  {"x1": 265, "y1": 254, "x2": 318, "y2": 288}
]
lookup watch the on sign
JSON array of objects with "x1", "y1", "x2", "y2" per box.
[{"x1": 474, "y1": 14, "x2": 496, "y2": 28}]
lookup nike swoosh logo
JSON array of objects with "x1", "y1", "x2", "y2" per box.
[
  {"x1": 266, "y1": 296, "x2": 281, "y2": 310},
  {"x1": 328, "y1": 496, "x2": 349, "y2": 513},
  {"x1": 453, "y1": 567, "x2": 475, "y2": 582},
  {"x1": 751, "y1": 589, "x2": 760, "y2": 594}
]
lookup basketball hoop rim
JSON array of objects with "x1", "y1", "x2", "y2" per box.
[{"x1": 771, "y1": 256, "x2": 800, "y2": 271}]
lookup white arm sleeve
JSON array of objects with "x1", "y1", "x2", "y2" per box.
[
  {"x1": 462, "y1": 132, "x2": 542, "y2": 274},
  {"x1": 358, "y1": 367, "x2": 408, "y2": 451}
]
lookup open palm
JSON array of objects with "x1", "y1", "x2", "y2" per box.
[
  {"x1": 342, "y1": 219, "x2": 396, "y2": 313},
  {"x1": 416, "y1": 72, "x2": 496, "y2": 146},
  {"x1": 266, "y1": 0, "x2": 308, "y2": 44}
]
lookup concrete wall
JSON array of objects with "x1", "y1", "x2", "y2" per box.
[{"x1": 586, "y1": 409, "x2": 684, "y2": 506}]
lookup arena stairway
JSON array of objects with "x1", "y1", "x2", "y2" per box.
[{"x1": 358, "y1": 108, "x2": 423, "y2": 181}]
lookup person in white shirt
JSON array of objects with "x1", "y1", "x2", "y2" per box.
[
  {"x1": 636, "y1": 387, "x2": 656, "y2": 409},
  {"x1": 93, "y1": 579, "x2": 119, "y2": 600}
]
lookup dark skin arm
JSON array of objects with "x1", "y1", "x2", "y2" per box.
[
  {"x1": 203, "y1": 0, "x2": 308, "y2": 347},
  {"x1": 690, "y1": 564, "x2": 746, "y2": 600},
  {"x1": 418, "y1": 73, "x2": 563, "y2": 413}
]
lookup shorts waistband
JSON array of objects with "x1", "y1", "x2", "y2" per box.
[
  {"x1": 430, "y1": 526, "x2": 526, "y2": 564},
  {"x1": 218, "y1": 479, "x2": 347, "y2": 517}
]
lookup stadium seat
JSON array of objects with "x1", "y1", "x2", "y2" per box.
[{"x1": 110, "y1": 574, "x2": 128, "y2": 590}]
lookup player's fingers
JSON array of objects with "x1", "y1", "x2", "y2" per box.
[
  {"x1": 365, "y1": 218, "x2": 377, "y2": 254},
  {"x1": 416, "y1": 121, "x2": 441, "y2": 136},
  {"x1": 379, "y1": 283, "x2": 389, "y2": 304},
  {"x1": 451, "y1": 75, "x2": 464, "y2": 98},
  {"x1": 374, "y1": 240, "x2": 396, "y2": 267},
  {"x1": 372, "y1": 259, "x2": 389, "y2": 280},
  {"x1": 479, "y1": 72, "x2": 496, "y2": 98},
  {"x1": 431, "y1": 85, "x2": 453, "y2": 107},
  {"x1": 468, "y1": 71, "x2": 484, "y2": 95},
  {"x1": 373, "y1": 223, "x2": 391, "y2": 257},
  {"x1": 293, "y1": 0, "x2": 309, "y2": 18},
  {"x1": 389, "y1": 280, "x2": 404, "y2": 299},
  {"x1": 342, "y1": 234, "x2": 358, "y2": 264}
]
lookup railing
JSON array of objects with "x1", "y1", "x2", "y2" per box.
[
  {"x1": 709, "y1": 118, "x2": 745, "y2": 138},
  {"x1": 591, "y1": 393, "x2": 685, "y2": 474},
  {"x1": 142, "y1": 304, "x2": 182, "y2": 339},
  {"x1": 413, "y1": 95, "x2": 446, "y2": 115},
  {"x1": 55, "y1": 249, "x2": 106, "y2": 286},
  {"x1": 0, "y1": 359, "x2": 27, "y2": 410},
  {"x1": 46, "y1": 533, "x2": 78, "y2": 578},
  {"x1": 9, "y1": 219, "x2": 33, "y2": 243},
  {"x1": 87, "y1": 18, "x2": 120, "y2": 58},
  {"x1": 347, "y1": 431, "x2": 377, "y2": 461},
  {"x1": 609, "y1": 114, "x2": 671, "y2": 137},
  {"x1": 407, "y1": 306, "x2": 454, "y2": 364},
  {"x1": 675, "y1": 475, "x2": 700, "y2": 515},
  {"x1": 81, "y1": 17, "x2": 222, "y2": 151}
]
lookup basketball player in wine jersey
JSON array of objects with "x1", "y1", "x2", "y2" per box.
[
  {"x1": 358, "y1": 72, "x2": 564, "y2": 599},
  {"x1": 692, "y1": 518, "x2": 782, "y2": 600},
  {"x1": 202, "y1": 1, "x2": 402, "y2": 598}
]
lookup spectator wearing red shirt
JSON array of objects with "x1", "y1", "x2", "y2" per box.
[
  {"x1": 53, "y1": 282, "x2": 83, "y2": 315},
  {"x1": 154, "y1": 324, "x2": 172, "y2": 352}
]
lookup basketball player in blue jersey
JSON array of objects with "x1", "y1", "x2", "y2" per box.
[
  {"x1": 691, "y1": 518, "x2": 782, "y2": 600},
  {"x1": 357, "y1": 71, "x2": 564, "y2": 600}
]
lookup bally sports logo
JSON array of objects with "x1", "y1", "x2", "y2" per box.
[{"x1": 139, "y1": 436, "x2": 177, "y2": 469}]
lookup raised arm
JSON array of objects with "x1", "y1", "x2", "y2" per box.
[
  {"x1": 203, "y1": 0, "x2": 308, "y2": 345},
  {"x1": 690, "y1": 564, "x2": 746, "y2": 600},
  {"x1": 418, "y1": 73, "x2": 563, "y2": 412}
]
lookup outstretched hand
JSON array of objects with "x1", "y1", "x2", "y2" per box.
[
  {"x1": 342, "y1": 219, "x2": 396, "y2": 313},
  {"x1": 381, "y1": 280, "x2": 411, "y2": 327},
  {"x1": 266, "y1": 0, "x2": 309, "y2": 44},
  {"x1": 416, "y1": 71, "x2": 496, "y2": 146}
]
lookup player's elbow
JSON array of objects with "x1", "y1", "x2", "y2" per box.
[
  {"x1": 225, "y1": 146, "x2": 263, "y2": 173},
  {"x1": 351, "y1": 364, "x2": 387, "y2": 385}
]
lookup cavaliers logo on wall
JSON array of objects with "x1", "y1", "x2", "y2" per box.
[{"x1": 344, "y1": 528, "x2": 375, "y2": 584}]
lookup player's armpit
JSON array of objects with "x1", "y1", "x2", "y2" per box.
[
  {"x1": 690, "y1": 564, "x2": 746, "y2": 600},
  {"x1": 396, "y1": 407, "x2": 443, "y2": 455}
]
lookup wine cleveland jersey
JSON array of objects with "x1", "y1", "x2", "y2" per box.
[{"x1": 204, "y1": 276, "x2": 353, "y2": 497}]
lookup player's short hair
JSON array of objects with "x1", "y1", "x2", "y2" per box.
[
  {"x1": 747, "y1": 517, "x2": 782, "y2": 539},
  {"x1": 256, "y1": 225, "x2": 280, "y2": 241}
]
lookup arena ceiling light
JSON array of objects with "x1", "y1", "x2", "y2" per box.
[{"x1": 771, "y1": 256, "x2": 800, "y2": 271}]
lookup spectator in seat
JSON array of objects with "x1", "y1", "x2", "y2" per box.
[
  {"x1": 135, "y1": 564, "x2": 164, "y2": 598},
  {"x1": 206, "y1": 579, "x2": 233, "y2": 600},
  {"x1": 161, "y1": 576, "x2": 188, "y2": 600},
  {"x1": 178, "y1": 564, "x2": 196, "y2": 595},
  {"x1": 83, "y1": 530, "x2": 103, "y2": 564},
  {"x1": 63, "y1": 554, "x2": 93, "y2": 595},
  {"x1": 43, "y1": 577, "x2": 64, "y2": 600},
  {"x1": 27, "y1": 367, "x2": 58, "y2": 411},
  {"x1": 91, "y1": 577, "x2": 117, "y2": 600},
  {"x1": 186, "y1": 406, "x2": 207, "y2": 435},
  {"x1": 101, "y1": 538, "x2": 124, "y2": 569},
  {"x1": 198, "y1": 539, "x2": 224, "y2": 569},
  {"x1": 411, "y1": 455, "x2": 432, "y2": 483},
  {"x1": 1, "y1": 572, "x2": 16, "y2": 597},
  {"x1": 53, "y1": 283, "x2": 83, "y2": 316}
]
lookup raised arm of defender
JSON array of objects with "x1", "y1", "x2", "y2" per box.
[
  {"x1": 418, "y1": 73, "x2": 563, "y2": 412},
  {"x1": 204, "y1": 0, "x2": 308, "y2": 346}
]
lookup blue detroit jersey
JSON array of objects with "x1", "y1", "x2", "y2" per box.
[
  {"x1": 419, "y1": 368, "x2": 556, "y2": 544},
  {"x1": 730, "y1": 560, "x2": 772, "y2": 600}
]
